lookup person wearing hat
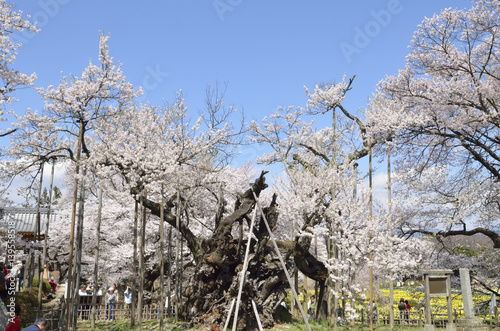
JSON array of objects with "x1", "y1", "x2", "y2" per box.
[{"x1": 7, "y1": 262, "x2": 20, "y2": 293}]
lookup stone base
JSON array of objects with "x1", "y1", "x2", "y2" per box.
[
  {"x1": 456, "y1": 318, "x2": 489, "y2": 331},
  {"x1": 425, "y1": 324, "x2": 435, "y2": 331},
  {"x1": 446, "y1": 322, "x2": 456, "y2": 331}
]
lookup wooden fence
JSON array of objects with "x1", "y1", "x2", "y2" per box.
[
  {"x1": 357, "y1": 306, "x2": 499, "y2": 328},
  {"x1": 32, "y1": 304, "x2": 499, "y2": 329},
  {"x1": 31, "y1": 303, "x2": 174, "y2": 330},
  {"x1": 76, "y1": 302, "x2": 174, "y2": 321}
]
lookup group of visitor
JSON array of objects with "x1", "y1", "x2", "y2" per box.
[
  {"x1": 1, "y1": 260, "x2": 25, "y2": 298},
  {"x1": 76, "y1": 283, "x2": 134, "y2": 321},
  {"x1": 398, "y1": 298, "x2": 411, "y2": 323}
]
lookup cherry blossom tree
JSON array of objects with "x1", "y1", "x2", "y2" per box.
[
  {"x1": 250, "y1": 80, "x2": 428, "y2": 323},
  {"x1": 1, "y1": 33, "x2": 140, "y2": 201},
  {"x1": 367, "y1": 0, "x2": 500, "y2": 249},
  {"x1": 0, "y1": 0, "x2": 38, "y2": 138}
]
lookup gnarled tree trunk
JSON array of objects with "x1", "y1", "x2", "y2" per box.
[{"x1": 141, "y1": 171, "x2": 328, "y2": 330}]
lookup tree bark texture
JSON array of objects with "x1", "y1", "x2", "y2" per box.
[{"x1": 139, "y1": 171, "x2": 328, "y2": 330}]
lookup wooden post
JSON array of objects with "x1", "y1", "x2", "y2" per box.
[
  {"x1": 331, "y1": 107, "x2": 338, "y2": 331},
  {"x1": 167, "y1": 227, "x2": 172, "y2": 317},
  {"x1": 175, "y1": 187, "x2": 181, "y2": 323},
  {"x1": 35, "y1": 162, "x2": 44, "y2": 306},
  {"x1": 232, "y1": 208, "x2": 258, "y2": 331},
  {"x1": 387, "y1": 145, "x2": 394, "y2": 330},
  {"x1": 291, "y1": 212, "x2": 297, "y2": 318},
  {"x1": 369, "y1": 138, "x2": 374, "y2": 331},
  {"x1": 72, "y1": 166, "x2": 86, "y2": 330},
  {"x1": 39, "y1": 159, "x2": 56, "y2": 313},
  {"x1": 91, "y1": 181, "x2": 103, "y2": 329},
  {"x1": 251, "y1": 189, "x2": 312, "y2": 331},
  {"x1": 131, "y1": 200, "x2": 138, "y2": 327},
  {"x1": 159, "y1": 190, "x2": 165, "y2": 330},
  {"x1": 65, "y1": 120, "x2": 84, "y2": 331},
  {"x1": 138, "y1": 189, "x2": 147, "y2": 329}
]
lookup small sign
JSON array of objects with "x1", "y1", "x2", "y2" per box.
[{"x1": 429, "y1": 277, "x2": 447, "y2": 295}]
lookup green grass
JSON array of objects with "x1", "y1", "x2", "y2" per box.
[
  {"x1": 271, "y1": 319, "x2": 425, "y2": 331},
  {"x1": 77, "y1": 319, "x2": 425, "y2": 330},
  {"x1": 77, "y1": 319, "x2": 183, "y2": 330}
]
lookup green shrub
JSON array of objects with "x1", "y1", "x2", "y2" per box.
[
  {"x1": 12, "y1": 287, "x2": 39, "y2": 328},
  {"x1": 32, "y1": 277, "x2": 50, "y2": 293}
]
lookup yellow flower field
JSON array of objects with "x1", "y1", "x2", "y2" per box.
[{"x1": 374, "y1": 287, "x2": 492, "y2": 319}]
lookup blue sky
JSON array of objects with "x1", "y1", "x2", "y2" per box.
[{"x1": 3, "y1": 0, "x2": 473, "y2": 203}]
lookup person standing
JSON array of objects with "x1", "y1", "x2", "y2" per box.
[
  {"x1": 78, "y1": 285, "x2": 88, "y2": 320},
  {"x1": 17, "y1": 261, "x2": 24, "y2": 292},
  {"x1": 124, "y1": 286, "x2": 133, "y2": 318},
  {"x1": 405, "y1": 300, "x2": 411, "y2": 323},
  {"x1": 307, "y1": 295, "x2": 316, "y2": 319},
  {"x1": 7, "y1": 263, "x2": 19, "y2": 292},
  {"x1": 105, "y1": 287, "x2": 117, "y2": 321},
  {"x1": 398, "y1": 298, "x2": 406, "y2": 324},
  {"x1": 372, "y1": 300, "x2": 378, "y2": 324},
  {"x1": 112, "y1": 284, "x2": 119, "y2": 303}
]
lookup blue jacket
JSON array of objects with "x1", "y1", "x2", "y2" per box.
[{"x1": 21, "y1": 324, "x2": 42, "y2": 331}]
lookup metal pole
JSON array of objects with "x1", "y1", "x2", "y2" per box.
[
  {"x1": 251, "y1": 299, "x2": 264, "y2": 331},
  {"x1": 231, "y1": 208, "x2": 258, "y2": 331},
  {"x1": 251, "y1": 189, "x2": 312, "y2": 331},
  {"x1": 222, "y1": 299, "x2": 236, "y2": 331}
]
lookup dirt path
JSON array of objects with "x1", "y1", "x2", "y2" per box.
[{"x1": 42, "y1": 282, "x2": 65, "y2": 308}]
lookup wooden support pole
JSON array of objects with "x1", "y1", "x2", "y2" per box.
[
  {"x1": 175, "y1": 187, "x2": 181, "y2": 323},
  {"x1": 138, "y1": 189, "x2": 147, "y2": 329},
  {"x1": 159, "y1": 188, "x2": 165, "y2": 330},
  {"x1": 72, "y1": 166, "x2": 86, "y2": 330},
  {"x1": 65, "y1": 120, "x2": 84, "y2": 331},
  {"x1": 232, "y1": 208, "x2": 258, "y2": 331},
  {"x1": 131, "y1": 200, "x2": 138, "y2": 327},
  {"x1": 39, "y1": 160, "x2": 55, "y2": 312},
  {"x1": 223, "y1": 299, "x2": 236, "y2": 331},
  {"x1": 35, "y1": 162, "x2": 44, "y2": 308},
  {"x1": 251, "y1": 299, "x2": 264, "y2": 331},
  {"x1": 91, "y1": 181, "x2": 103, "y2": 329},
  {"x1": 251, "y1": 189, "x2": 312, "y2": 331},
  {"x1": 369, "y1": 137, "x2": 374, "y2": 331},
  {"x1": 387, "y1": 145, "x2": 394, "y2": 330}
]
